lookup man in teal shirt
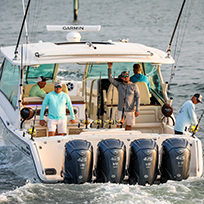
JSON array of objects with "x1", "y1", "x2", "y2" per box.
[
  {"x1": 29, "y1": 76, "x2": 47, "y2": 98},
  {"x1": 130, "y1": 64, "x2": 151, "y2": 92},
  {"x1": 40, "y1": 81, "x2": 76, "y2": 136}
]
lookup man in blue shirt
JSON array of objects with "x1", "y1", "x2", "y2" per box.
[
  {"x1": 40, "y1": 81, "x2": 76, "y2": 136},
  {"x1": 174, "y1": 93, "x2": 202, "y2": 134},
  {"x1": 130, "y1": 64, "x2": 151, "y2": 92}
]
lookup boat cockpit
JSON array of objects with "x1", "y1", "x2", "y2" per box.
[{"x1": 0, "y1": 58, "x2": 174, "y2": 138}]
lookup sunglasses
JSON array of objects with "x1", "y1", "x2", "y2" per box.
[
  {"x1": 55, "y1": 86, "x2": 62, "y2": 89},
  {"x1": 122, "y1": 75, "x2": 129, "y2": 78}
]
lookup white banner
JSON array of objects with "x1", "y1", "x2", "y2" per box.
[{"x1": 46, "y1": 25, "x2": 101, "y2": 32}]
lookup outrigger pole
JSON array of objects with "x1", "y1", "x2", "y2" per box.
[
  {"x1": 166, "y1": 0, "x2": 186, "y2": 56},
  {"x1": 14, "y1": 0, "x2": 31, "y2": 59},
  {"x1": 22, "y1": 0, "x2": 30, "y2": 44}
]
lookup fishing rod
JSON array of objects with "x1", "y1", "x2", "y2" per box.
[
  {"x1": 84, "y1": 74, "x2": 88, "y2": 129},
  {"x1": 100, "y1": 73, "x2": 104, "y2": 128},
  {"x1": 14, "y1": 0, "x2": 32, "y2": 59},
  {"x1": 31, "y1": 106, "x2": 37, "y2": 140},
  {"x1": 120, "y1": 87, "x2": 127, "y2": 128},
  {"x1": 192, "y1": 109, "x2": 204, "y2": 138},
  {"x1": 84, "y1": 98, "x2": 88, "y2": 129},
  {"x1": 97, "y1": 72, "x2": 102, "y2": 129},
  {"x1": 166, "y1": 0, "x2": 186, "y2": 56},
  {"x1": 109, "y1": 71, "x2": 115, "y2": 128}
]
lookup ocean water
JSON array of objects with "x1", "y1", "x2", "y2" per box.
[{"x1": 0, "y1": 0, "x2": 204, "y2": 203}]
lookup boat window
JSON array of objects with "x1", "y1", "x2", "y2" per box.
[
  {"x1": 87, "y1": 63, "x2": 135, "y2": 79},
  {"x1": 0, "y1": 59, "x2": 20, "y2": 109},
  {"x1": 23, "y1": 64, "x2": 55, "y2": 84},
  {"x1": 143, "y1": 63, "x2": 164, "y2": 100}
]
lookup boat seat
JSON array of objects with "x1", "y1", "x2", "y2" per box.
[
  {"x1": 23, "y1": 96, "x2": 43, "y2": 105},
  {"x1": 135, "y1": 82, "x2": 151, "y2": 105},
  {"x1": 23, "y1": 83, "x2": 69, "y2": 98},
  {"x1": 104, "y1": 84, "x2": 118, "y2": 106},
  {"x1": 104, "y1": 81, "x2": 151, "y2": 106},
  {"x1": 135, "y1": 105, "x2": 162, "y2": 123},
  {"x1": 22, "y1": 83, "x2": 69, "y2": 105}
]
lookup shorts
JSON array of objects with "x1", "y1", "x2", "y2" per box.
[
  {"x1": 117, "y1": 111, "x2": 135, "y2": 126},
  {"x1": 48, "y1": 118, "x2": 67, "y2": 134}
]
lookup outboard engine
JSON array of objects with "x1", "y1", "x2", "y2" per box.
[
  {"x1": 95, "y1": 139, "x2": 126, "y2": 183},
  {"x1": 63, "y1": 140, "x2": 93, "y2": 184},
  {"x1": 128, "y1": 139, "x2": 158, "y2": 185},
  {"x1": 160, "y1": 138, "x2": 191, "y2": 183}
]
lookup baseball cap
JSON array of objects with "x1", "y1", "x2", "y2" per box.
[
  {"x1": 194, "y1": 93, "x2": 202, "y2": 103},
  {"x1": 55, "y1": 81, "x2": 63, "y2": 88},
  {"x1": 37, "y1": 76, "x2": 46, "y2": 82},
  {"x1": 120, "y1": 71, "x2": 129, "y2": 78}
]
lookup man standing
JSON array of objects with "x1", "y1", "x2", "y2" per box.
[
  {"x1": 130, "y1": 64, "x2": 151, "y2": 92},
  {"x1": 29, "y1": 76, "x2": 47, "y2": 98},
  {"x1": 40, "y1": 81, "x2": 76, "y2": 136},
  {"x1": 108, "y1": 62, "x2": 140, "y2": 130},
  {"x1": 174, "y1": 93, "x2": 202, "y2": 134}
]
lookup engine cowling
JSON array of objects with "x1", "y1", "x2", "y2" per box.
[
  {"x1": 95, "y1": 139, "x2": 126, "y2": 183},
  {"x1": 63, "y1": 139, "x2": 93, "y2": 184},
  {"x1": 160, "y1": 138, "x2": 191, "y2": 183},
  {"x1": 128, "y1": 139, "x2": 158, "y2": 185}
]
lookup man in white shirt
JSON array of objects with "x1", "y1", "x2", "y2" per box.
[{"x1": 174, "y1": 93, "x2": 202, "y2": 134}]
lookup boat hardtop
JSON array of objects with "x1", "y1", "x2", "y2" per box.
[{"x1": 0, "y1": 41, "x2": 174, "y2": 65}]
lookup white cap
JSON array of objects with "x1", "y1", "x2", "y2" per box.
[
  {"x1": 55, "y1": 81, "x2": 63, "y2": 88},
  {"x1": 37, "y1": 76, "x2": 46, "y2": 82}
]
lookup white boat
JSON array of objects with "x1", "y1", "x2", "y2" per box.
[{"x1": 0, "y1": 25, "x2": 203, "y2": 185}]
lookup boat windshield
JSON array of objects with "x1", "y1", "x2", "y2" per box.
[
  {"x1": 0, "y1": 59, "x2": 19, "y2": 109},
  {"x1": 143, "y1": 63, "x2": 163, "y2": 99},
  {"x1": 23, "y1": 64, "x2": 56, "y2": 84},
  {"x1": 87, "y1": 62, "x2": 164, "y2": 101},
  {"x1": 87, "y1": 62, "x2": 135, "y2": 79}
]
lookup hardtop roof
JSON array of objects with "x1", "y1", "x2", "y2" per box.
[{"x1": 0, "y1": 41, "x2": 175, "y2": 66}]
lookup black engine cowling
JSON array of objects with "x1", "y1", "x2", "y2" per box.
[
  {"x1": 95, "y1": 139, "x2": 126, "y2": 183},
  {"x1": 63, "y1": 139, "x2": 93, "y2": 184},
  {"x1": 160, "y1": 138, "x2": 191, "y2": 183},
  {"x1": 128, "y1": 139, "x2": 158, "y2": 185}
]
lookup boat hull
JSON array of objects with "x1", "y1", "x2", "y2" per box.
[
  {"x1": 1, "y1": 116, "x2": 203, "y2": 184},
  {"x1": 0, "y1": 117, "x2": 40, "y2": 182}
]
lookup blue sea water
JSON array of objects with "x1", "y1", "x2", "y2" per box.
[{"x1": 0, "y1": 0, "x2": 204, "y2": 203}]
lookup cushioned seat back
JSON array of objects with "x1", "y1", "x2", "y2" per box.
[
  {"x1": 105, "y1": 82, "x2": 150, "y2": 106},
  {"x1": 135, "y1": 82, "x2": 151, "y2": 105},
  {"x1": 106, "y1": 84, "x2": 118, "y2": 105},
  {"x1": 24, "y1": 84, "x2": 35, "y2": 97},
  {"x1": 23, "y1": 83, "x2": 69, "y2": 97}
]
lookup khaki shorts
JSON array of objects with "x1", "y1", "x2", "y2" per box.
[
  {"x1": 48, "y1": 118, "x2": 67, "y2": 133},
  {"x1": 117, "y1": 111, "x2": 135, "y2": 126}
]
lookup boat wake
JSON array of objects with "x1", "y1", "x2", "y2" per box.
[{"x1": 0, "y1": 178, "x2": 204, "y2": 204}]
